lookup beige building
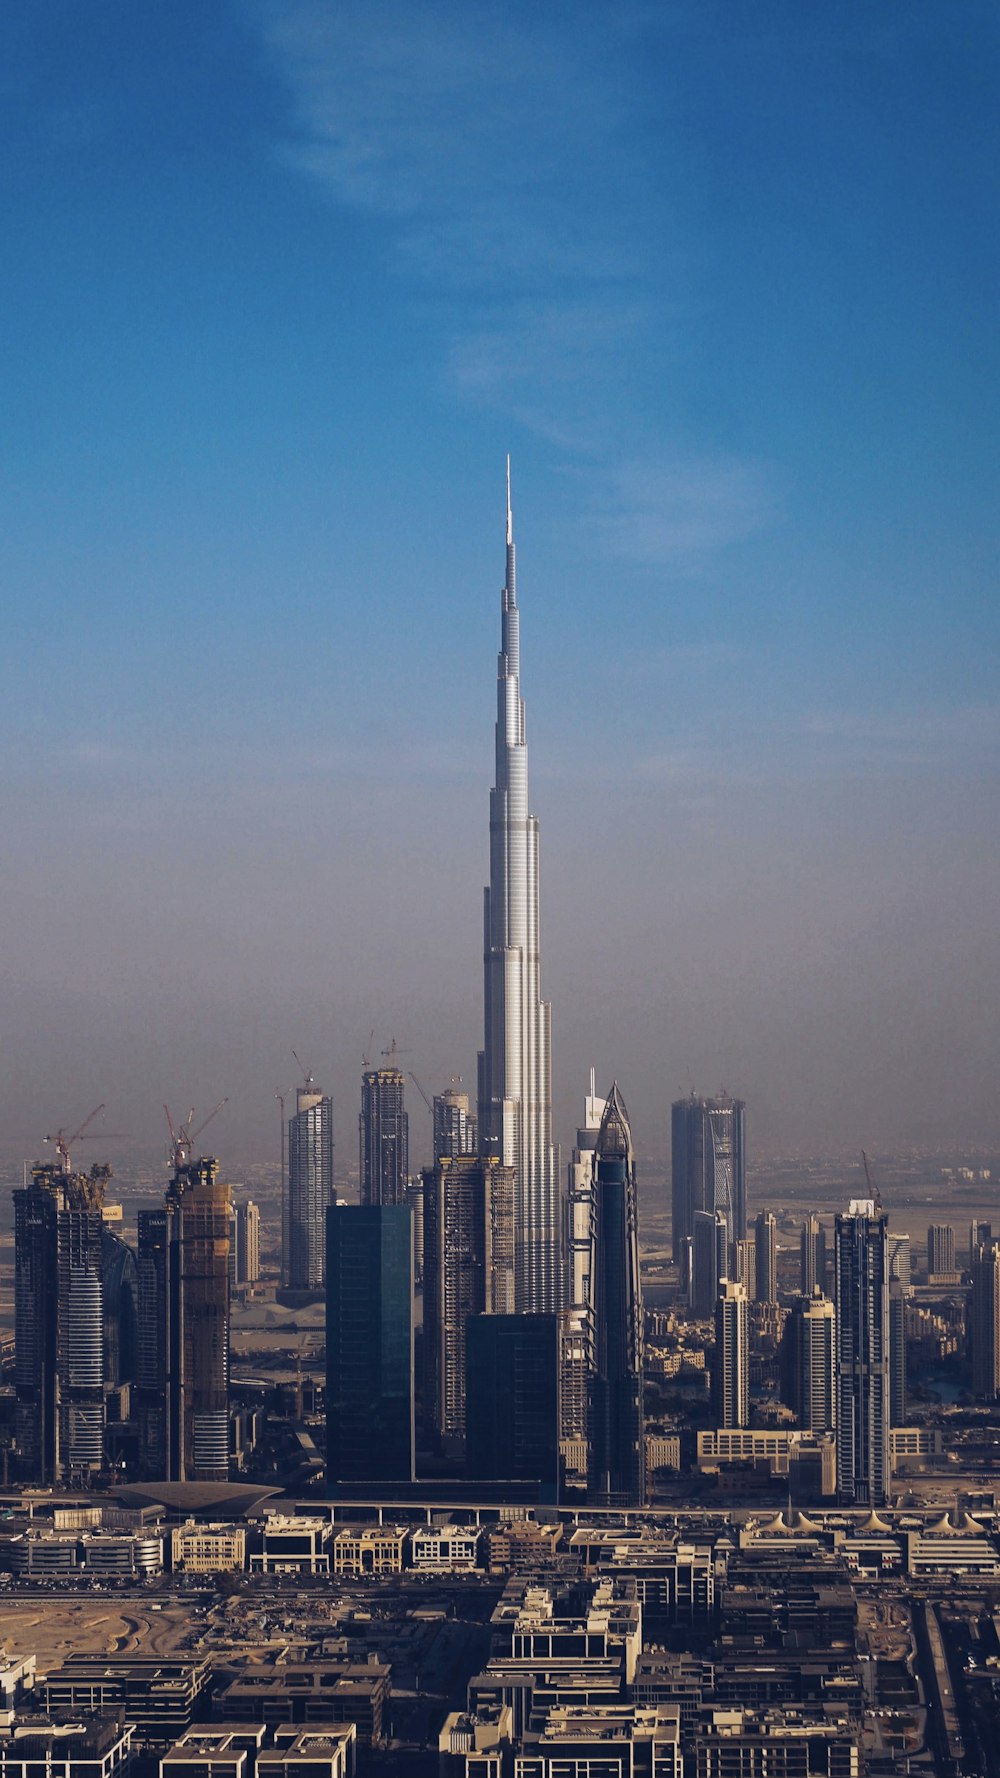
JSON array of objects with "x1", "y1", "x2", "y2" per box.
[
  {"x1": 331, "y1": 1526, "x2": 408, "y2": 1577},
  {"x1": 171, "y1": 1521, "x2": 246, "y2": 1573}
]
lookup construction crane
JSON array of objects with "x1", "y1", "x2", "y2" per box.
[
  {"x1": 362, "y1": 1030, "x2": 376, "y2": 1071},
  {"x1": 164, "y1": 1100, "x2": 228, "y2": 1171},
  {"x1": 861, "y1": 1150, "x2": 883, "y2": 1212},
  {"x1": 42, "y1": 1103, "x2": 106, "y2": 1174},
  {"x1": 408, "y1": 1072, "x2": 434, "y2": 1117},
  {"x1": 381, "y1": 1037, "x2": 410, "y2": 1068},
  {"x1": 291, "y1": 1050, "x2": 315, "y2": 1089}
]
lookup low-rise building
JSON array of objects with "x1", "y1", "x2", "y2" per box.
[
  {"x1": 258, "y1": 1728, "x2": 356, "y2": 1778},
  {"x1": 409, "y1": 1525, "x2": 481, "y2": 1572},
  {"x1": 251, "y1": 1518, "x2": 331, "y2": 1577},
  {"x1": 485, "y1": 1522, "x2": 563, "y2": 1573},
  {"x1": 171, "y1": 1524, "x2": 246, "y2": 1574},
  {"x1": 330, "y1": 1527, "x2": 407, "y2": 1577},
  {"x1": 159, "y1": 1726, "x2": 266, "y2": 1778},
  {"x1": 515, "y1": 1704, "x2": 681, "y2": 1778},
  {"x1": 0, "y1": 1721, "x2": 134, "y2": 1778}
]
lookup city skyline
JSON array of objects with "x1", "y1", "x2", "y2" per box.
[{"x1": 1, "y1": 4, "x2": 998, "y2": 1165}]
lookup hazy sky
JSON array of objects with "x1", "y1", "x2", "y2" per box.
[{"x1": 2, "y1": 1, "x2": 998, "y2": 1175}]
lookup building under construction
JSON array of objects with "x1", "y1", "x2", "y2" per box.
[{"x1": 137, "y1": 1156, "x2": 232, "y2": 1483}]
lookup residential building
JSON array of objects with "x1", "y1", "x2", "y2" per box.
[
  {"x1": 691, "y1": 1209, "x2": 729, "y2": 1318},
  {"x1": 834, "y1": 1199, "x2": 890, "y2": 1506},
  {"x1": 754, "y1": 1209, "x2": 777, "y2": 1304},
  {"x1": 422, "y1": 1154, "x2": 515, "y2": 1444},
  {"x1": 785, "y1": 1290, "x2": 836, "y2": 1434},
  {"x1": 712, "y1": 1281, "x2": 749, "y2": 1429},
  {"x1": 432, "y1": 1086, "x2": 477, "y2": 1159},
  {"x1": 359, "y1": 1066, "x2": 408, "y2": 1208},
  {"x1": 927, "y1": 1222, "x2": 955, "y2": 1277},
  {"x1": 971, "y1": 1240, "x2": 1000, "y2": 1400}
]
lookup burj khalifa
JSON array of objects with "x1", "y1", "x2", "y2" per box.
[{"x1": 477, "y1": 462, "x2": 561, "y2": 1314}]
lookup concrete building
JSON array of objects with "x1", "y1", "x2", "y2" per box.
[
  {"x1": 432, "y1": 1086, "x2": 477, "y2": 1159},
  {"x1": 971, "y1": 1240, "x2": 1000, "y2": 1400},
  {"x1": 754, "y1": 1210, "x2": 777, "y2": 1305},
  {"x1": 927, "y1": 1223, "x2": 955, "y2": 1277},
  {"x1": 800, "y1": 1214, "x2": 826, "y2": 1295},
  {"x1": 231, "y1": 1199, "x2": 261, "y2": 1289},
  {"x1": 252, "y1": 1515, "x2": 331, "y2": 1575},
  {"x1": 170, "y1": 1521, "x2": 246, "y2": 1573},
  {"x1": 786, "y1": 1290, "x2": 835, "y2": 1434}
]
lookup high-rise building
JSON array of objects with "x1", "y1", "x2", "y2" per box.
[
  {"x1": 465, "y1": 1313, "x2": 560, "y2": 1497},
  {"x1": 326, "y1": 1204, "x2": 414, "y2": 1486},
  {"x1": 360, "y1": 1067, "x2": 408, "y2": 1208},
  {"x1": 712, "y1": 1281, "x2": 749, "y2": 1429},
  {"x1": 287, "y1": 1082, "x2": 333, "y2": 1289},
  {"x1": 834, "y1": 1200, "x2": 889, "y2": 1506},
  {"x1": 13, "y1": 1163, "x2": 110, "y2": 1486},
  {"x1": 588, "y1": 1085, "x2": 644, "y2": 1508},
  {"x1": 477, "y1": 462, "x2": 560, "y2": 1315},
  {"x1": 230, "y1": 1199, "x2": 261, "y2": 1289},
  {"x1": 102, "y1": 1224, "x2": 138, "y2": 1390},
  {"x1": 971, "y1": 1241, "x2": 1000, "y2": 1401},
  {"x1": 754, "y1": 1209, "x2": 777, "y2": 1305},
  {"x1": 691, "y1": 1209, "x2": 729, "y2": 1318},
  {"x1": 785, "y1": 1291, "x2": 835, "y2": 1434},
  {"x1": 421, "y1": 1155, "x2": 515, "y2": 1445},
  {"x1": 887, "y1": 1232, "x2": 911, "y2": 1293},
  {"x1": 735, "y1": 1237, "x2": 756, "y2": 1299},
  {"x1": 889, "y1": 1283, "x2": 907, "y2": 1426},
  {"x1": 926, "y1": 1223, "x2": 955, "y2": 1277},
  {"x1": 136, "y1": 1156, "x2": 232, "y2": 1483},
  {"x1": 970, "y1": 1221, "x2": 993, "y2": 1270},
  {"x1": 800, "y1": 1214, "x2": 827, "y2": 1296},
  {"x1": 432, "y1": 1087, "x2": 477, "y2": 1160},
  {"x1": 558, "y1": 1073, "x2": 605, "y2": 1485},
  {"x1": 671, "y1": 1094, "x2": 745, "y2": 1266}
]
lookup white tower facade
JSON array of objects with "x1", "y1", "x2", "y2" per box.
[{"x1": 478, "y1": 462, "x2": 561, "y2": 1313}]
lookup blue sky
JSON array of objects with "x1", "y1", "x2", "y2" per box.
[{"x1": 1, "y1": 1, "x2": 998, "y2": 1169}]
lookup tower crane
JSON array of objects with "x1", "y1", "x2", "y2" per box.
[
  {"x1": 164, "y1": 1099, "x2": 228, "y2": 1171},
  {"x1": 43, "y1": 1103, "x2": 106, "y2": 1174},
  {"x1": 408, "y1": 1072, "x2": 434, "y2": 1117},
  {"x1": 861, "y1": 1150, "x2": 883, "y2": 1212}
]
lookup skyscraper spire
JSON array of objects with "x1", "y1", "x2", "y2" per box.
[{"x1": 478, "y1": 462, "x2": 560, "y2": 1314}]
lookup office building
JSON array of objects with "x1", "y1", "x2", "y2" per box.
[
  {"x1": 432, "y1": 1086, "x2": 477, "y2": 1159},
  {"x1": 422, "y1": 1155, "x2": 515, "y2": 1443},
  {"x1": 588, "y1": 1085, "x2": 644, "y2": 1508},
  {"x1": 926, "y1": 1223, "x2": 955, "y2": 1277},
  {"x1": 359, "y1": 1066, "x2": 408, "y2": 1208},
  {"x1": 326, "y1": 1204, "x2": 414, "y2": 1485},
  {"x1": 465, "y1": 1313, "x2": 560, "y2": 1496},
  {"x1": 287, "y1": 1082, "x2": 333, "y2": 1289},
  {"x1": 477, "y1": 461, "x2": 560, "y2": 1314},
  {"x1": 671, "y1": 1093, "x2": 745, "y2": 1264},
  {"x1": 691, "y1": 1209, "x2": 729, "y2": 1318},
  {"x1": 102, "y1": 1223, "x2": 137, "y2": 1389},
  {"x1": 754, "y1": 1209, "x2": 777, "y2": 1304},
  {"x1": 800, "y1": 1214, "x2": 827, "y2": 1296},
  {"x1": 13, "y1": 1162, "x2": 110, "y2": 1485},
  {"x1": 712, "y1": 1281, "x2": 749, "y2": 1429},
  {"x1": 971, "y1": 1240, "x2": 1000, "y2": 1401},
  {"x1": 785, "y1": 1291, "x2": 835, "y2": 1434},
  {"x1": 136, "y1": 1156, "x2": 232, "y2": 1483},
  {"x1": 230, "y1": 1199, "x2": 261, "y2": 1289},
  {"x1": 834, "y1": 1199, "x2": 890, "y2": 1506},
  {"x1": 560, "y1": 1073, "x2": 605, "y2": 1465}
]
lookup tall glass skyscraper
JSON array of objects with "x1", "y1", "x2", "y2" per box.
[
  {"x1": 287, "y1": 1081, "x2": 333, "y2": 1289},
  {"x1": 477, "y1": 462, "x2": 560, "y2": 1314},
  {"x1": 834, "y1": 1198, "x2": 890, "y2": 1506},
  {"x1": 588, "y1": 1084, "x2": 644, "y2": 1508},
  {"x1": 326, "y1": 1204, "x2": 414, "y2": 1487},
  {"x1": 671, "y1": 1093, "x2": 746, "y2": 1266},
  {"x1": 360, "y1": 1067, "x2": 408, "y2": 1207}
]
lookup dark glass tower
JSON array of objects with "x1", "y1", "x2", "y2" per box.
[
  {"x1": 671, "y1": 1093, "x2": 745, "y2": 1266},
  {"x1": 465, "y1": 1314, "x2": 560, "y2": 1497},
  {"x1": 588, "y1": 1084, "x2": 644, "y2": 1509},
  {"x1": 326, "y1": 1204, "x2": 414, "y2": 1487},
  {"x1": 287, "y1": 1082, "x2": 333, "y2": 1290},
  {"x1": 13, "y1": 1163, "x2": 109, "y2": 1485},
  {"x1": 360, "y1": 1068, "x2": 408, "y2": 1207},
  {"x1": 834, "y1": 1199, "x2": 889, "y2": 1506}
]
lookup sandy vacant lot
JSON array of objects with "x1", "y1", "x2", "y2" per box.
[{"x1": 0, "y1": 1598, "x2": 193, "y2": 1671}]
